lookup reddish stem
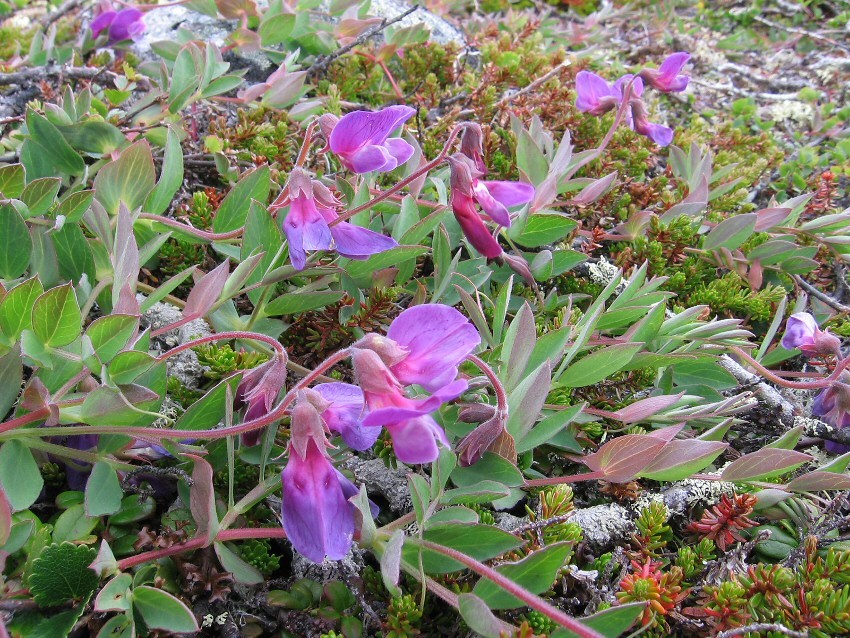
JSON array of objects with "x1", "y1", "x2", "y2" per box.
[
  {"x1": 417, "y1": 540, "x2": 605, "y2": 638},
  {"x1": 116, "y1": 528, "x2": 287, "y2": 571},
  {"x1": 731, "y1": 347, "x2": 850, "y2": 390},
  {"x1": 523, "y1": 471, "x2": 605, "y2": 488},
  {"x1": 0, "y1": 407, "x2": 50, "y2": 435},
  {"x1": 138, "y1": 213, "x2": 244, "y2": 242}
]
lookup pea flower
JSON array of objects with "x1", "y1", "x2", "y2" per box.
[
  {"x1": 351, "y1": 304, "x2": 480, "y2": 464},
  {"x1": 282, "y1": 397, "x2": 362, "y2": 562},
  {"x1": 575, "y1": 65, "x2": 676, "y2": 147},
  {"x1": 235, "y1": 354, "x2": 288, "y2": 447},
  {"x1": 91, "y1": 8, "x2": 145, "y2": 44},
  {"x1": 780, "y1": 312, "x2": 842, "y2": 357},
  {"x1": 446, "y1": 153, "x2": 535, "y2": 258},
  {"x1": 326, "y1": 106, "x2": 416, "y2": 173},
  {"x1": 309, "y1": 382, "x2": 379, "y2": 451},
  {"x1": 638, "y1": 52, "x2": 690, "y2": 93},
  {"x1": 281, "y1": 168, "x2": 397, "y2": 270},
  {"x1": 812, "y1": 376, "x2": 850, "y2": 454}
]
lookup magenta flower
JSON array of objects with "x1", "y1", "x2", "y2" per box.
[
  {"x1": 575, "y1": 71, "x2": 621, "y2": 116},
  {"x1": 350, "y1": 304, "x2": 480, "y2": 464},
  {"x1": 447, "y1": 154, "x2": 534, "y2": 259},
  {"x1": 310, "y1": 382, "x2": 379, "y2": 451},
  {"x1": 281, "y1": 168, "x2": 397, "y2": 270},
  {"x1": 91, "y1": 8, "x2": 145, "y2": 44},
  {"x1": 812, "y1": 376, "x2": 850, "y2": 454},
  {"x1": 328, "y1": 106, "x2": 416, "y2": 173},
  {"x1": 282, "y1": 399, "x2": 358, "y2": 562},
  {"x1": 236, "y1": 355, "x2": 288, "y2": 447},
  {"x1": 781, "y1": 312, "x2": 842, "y2": 357},
  {"x1": 631, "y1": 100, "x2": 674, "y2": 147},
  {"x1": 639, "y1": 52, "x2": 690, "y2": 93},
  {"x1": 386, "y1": 304, "x2": 482, "y2": 392}
]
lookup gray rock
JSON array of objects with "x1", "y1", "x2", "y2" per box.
[
  {"x1": 570, "y1": 504, "x2": 634, "y2": 550},
  {"x1": 342, "y1": 457, "x2": 411, "y2": 514},
  {"x1": 290, "y1": 545, "x2": 368, "y2": 583},
  {"x1": 494, "y1": 512, "x2": 527, "y2": 533},
  {"x1": 140, "y1": 299, "x2": 211, "y2": 389},
  {"x1": 365, "y1": 0, "x2": 464, "y2": 46}
]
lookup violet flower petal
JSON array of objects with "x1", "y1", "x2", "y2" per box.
[
  {"x1": 472, "y1": 182, "x2": 511, "y2": 227},
  {"x1": 575, "y1": 71, "x2": 619, "y2": 116},
  {"x1": 335, "y1": 469, "x2": 380, "y2": 518},
  {"x1": 385, "y1": 415, "x2": 449, "y2": 465},
  {"x1": 313, "y1": 382, "x2": 380, "y2": 451},
  {"x1": 383, "y1": 137, "x2": 415, "y2": 167},
  {"x1": 281, "y1": 440, "x2": 354, "y2": 563},
  {"x1": 362, "y1": 379, "x2": 468, "y2": 427},
  {"x1": 283, "y1": 194, "x2": 333, "y2": 270},
  {"x1": 329, "y1": 106, "x2": 416, "y2": 154},
  {"x1": 781, "y1": 313, "x2": 819, "y2": 350},
  {"x1": 329, "y1": 222, "x2": 399, "y2": 260},
  {"x1": 646, "y1": 52, "x2": 690, "y2": 92},
  {"x1": 91, "y1": 10, "x2": 116, "y2": 37},
  {"x1": 108, "y1": 8, "x2": 144, "y2": 43},
  {"x1": 387, "y1": 305, "x2": 480, "y2": 391},
  {"x1": 345, "y1": 144, "x2": 396, "y2": 173},
  {"x1": 452, "y1": 192, "x2": 503, "y2": 259}
]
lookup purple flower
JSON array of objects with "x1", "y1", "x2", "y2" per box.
[
  {"x1": 236, "y1": 355, "x2": 288, "y2": 447},
  {"x1": 91, "y1": 8, "x2": 145, "y2": 45},
  {"x1": 780, "y1": 312, "x2": 842, "y2": 357},
  {"x1": 812, "y1": 377, "x2": 850, "y2": 454},
  {"x1": 282, "y1": 169, "x2": 397, "y2": 270},
  {"x1": 282, "y1": 399, "x2": 358, "y2": 562},
  {"x1": 310, "y1": 382, "x2": 379, "y2": 451},
  {"x1": 631, "y1": 100, "x2": 674, "y2": 147},
  {"x1": 575, "y1": 71, "x2": 622, "y2": 116},
  {"x1": 328, "y1": 106, "x2": 416, "y2": 173},
  {"x1": 447, "y1": 154, "x2": 534, "y2": 259},
  {"x1": 349, "y1": 304, "x2": 481, "y2": 464},
  {"x1": 639, "y1": 52, "x2": 690, "y2": 93}
]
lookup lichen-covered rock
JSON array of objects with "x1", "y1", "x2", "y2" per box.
[
  {"x1": 341, "y1": 457, "x2": 412, "y2": 514},
  {"x1": 570, "y1": 504, "x2": 634, "y2": 550},
  {"x1": 141, "y1": 299, "x2": 211, "y2": 389}
]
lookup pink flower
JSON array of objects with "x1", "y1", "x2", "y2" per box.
[
  {"x1": 781, "y1": 312, "x2": 842, "y2": 357},
  {"x1": 812, "y1": 376, "x2": 850, "y2": 454},
  {"x1": 447, "y1": 154, "x2": 534, "y2": 259},
  {"x1": 91, "y1": 8, "x2": 145, "y2": 44},
  {"x1": 639, "y1": 52, "x2": 690, "y2": 93},
  {"x1": 236, "y1": 355, "x2": 288, "y2": 446},
  {"x1": 328, "y1": 106, "x2": 416, "y2": 173},
  {"x1": 350, "y1": 304, "x2": 481, "y2": 464},
  {"x1": 281, "y1": 168, "x2": 397, "y2": 270},
  {"x1": 575, "y1": 71, "x2": 621, "y2": 116},
  {"x1": 630, "y1": 100, "x2": 674, "y2": 147},
  {"x1": 310, "y1": 382, "x2": 379, "y2": 451}
]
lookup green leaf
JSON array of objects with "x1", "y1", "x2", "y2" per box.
[
  {"x1": 638, "y1": 439, "x2": 728, "y2": 482},
  {"x1": 0, "y1": 163, "x2": 25, "y2": 198},
  {"x1": 0, "y1": 440, "x2": 43, "y2": 511},
  {"x1": 94, "y1": 573, "x2": 133, "y2": 612},
  {"x1": 85, "y1": 314, "x2": 138, "y2": 363},
  {"x1": 93, "y1": 140, "x2": 156, "y2": 215},
  {"x1": 31, "y1": 283, "x2": 82, "y2": 347},
  {"x1": 516, "y1": 404, "x2": 584, "y2": 453},
  {"x1": 53, "y1": 503, "x2": 98, "y2": 543},
  {"x1": 403, "y1": 523, "x2": 524, "y2": 573},
  {"x1": 0, "y1": 203, "x2": 32, "y2": 278},
  {"x1": 264, "y1": 290, "x2": 345, "y2": 316},
  {"x1": 559, "y1": 343, "x2": 643, "y2": 387},
  {"x1": 259, "y1": 12, "x2": 296, "y2": 45},
  {"x1": 0, "y1": 347, "x2": 23, "y2": 418},
  {"x1": 0, "y1": 277, "x2": 44, "y2": 341},
  {"x1": 509, "y1": 213, "x2": 577, "y2": 248},
  {"x1": 21, "y1": 177, "x2": 61, "y2": 217},
  {"x1": 57, "y1": 189, "x2": 94, "y2": 223},
  {"x1": 52, "y1": 223, "x2": 95, "y2": 282},
  {"x1": 145, "y1": 126, "x2": 184, "y2": 215},
  {"x1": 241, "y1": 200, "x2": 283, "y2": 305},
  {"x1": 722, "y1": 448, "x2": 812, "y2": 482},
  {"x1": 79, "y1": 385, "x2": 160, "y2": 427},
  {"x1": 25, "y1": 110, "x2": 85, "y2": 176},
  {"x1": 85, "y1": 462, "x2": 124, "y2": 517},
  {"x1": 174, "y1": 374, "x2": 243, "y2": 430},
  {"x1": 457, "y1": 593, "x2": 510, "y2": 638},
  {"x1": 441, "y1": 481, "x2": 511, "y2": 505},
  {"x1": 552, "y1": 602, "x2": 645, "y2": 638},
  {"x1": 212, "y1": 165, "x2": 270, "y2": 233},
  {"x1": 132, "y1": 585, "x2": 200, "y2": 632},
  {"x1": 214, "y1": 542, "x2": 263, "y2": 584},
  {"x1": 342, "y1": 246, "x2": 428, "y2": 286},
  {"x1": 473, "y1": 542, "x2": 575, "y2": 609},
  {"x1": 28, "y1": 542, "x2": 98, "y2": 606},
  {"x1": 108, "y1": 350, "x2": 156, "y2": 384},
  {"x1": 108, "y1": 494, "x2": 156, "y2": 525},
  {"x1": 451, "y1": 453, "x2": 524, "y2": 488},
  {"x1": 55, "y1": 121, "x2": 126, "y2": 155},
  {"x1": 703, "y1": 213, "x2": 757, "y2": 251}
]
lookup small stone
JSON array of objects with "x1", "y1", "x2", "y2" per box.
[{"x1": 570, "y1": 504, "x2": 633, "y2": 550}]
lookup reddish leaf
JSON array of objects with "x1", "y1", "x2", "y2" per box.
[
  {"x1": 0, "y1": 484, "x2": 11, "y2": 546},
  {"x1": 184, "y1": 453, "x2": 219, "y2": 546},
  {"x1": 570, "y1": 171, "x2": 618, "y2": 206},
  {"x1": 754, "y1": 207, "x2": 792, "y2": 232},
  {"x1": 583, "y1": 435, "x2": 666, "y2": 483},
  {"x1": 611, "y1": 393, "x2": 684, "y2": 424},
  {"x1": 645, "y1": 424, "x2": 685, "y2": 442},
  {"x1": 721, "y1": 448, "x2": 812, "y2": 482},
  {"x1": 786, "y1": 471, "x2": 850, "y2": 493},
  {"x1": 183, "y1": 260, "x2": 229, "y2": 320},
  {"x1": 111, "y1": 203, "x2": 139, "y2": 311},
  {"x1": 639, "y1": 439, "x2": 728, "y2": 482}
]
